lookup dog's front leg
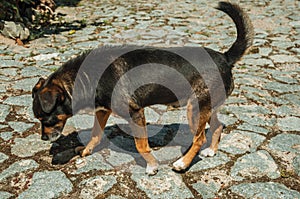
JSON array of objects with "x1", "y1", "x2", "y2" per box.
[
  {"x1": 75, "y1": 110, "x2": 111, "y2": 156},
  {"x1": 130, "y1": 109, "x2": 159, "y2": 175}
]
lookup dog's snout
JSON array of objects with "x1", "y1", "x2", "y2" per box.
[{"x1": 41, "y1": 134, "x2": 49, "y2": 141}]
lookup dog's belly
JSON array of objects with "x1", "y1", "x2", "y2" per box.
[{"x1": 134, "y1": 84, "x2": 190, "y2": 107}]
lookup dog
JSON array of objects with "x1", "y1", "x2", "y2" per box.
[{"x1": 32, "y1": 2, "x2": 254, "y2": 175}]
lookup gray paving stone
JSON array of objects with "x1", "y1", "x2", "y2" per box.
[
  {"x1": 106, "y1": 149, "x2": 135, "y2": 167},
  {"x1": 274, "y1": 106, "x2": 298, "y2": 117},
  {"x1": 147, "y1": 124, "x2": 169, "y2": 139},
  {"x1": 237, "y1": 123, "x2": 269, "y2": 135},
  {"x1": 0, "y1": 68, "x2": 18, "y2": 76},
  {"x1": 259, "y1": 47, "x2": 272, "y2": 56},
  {"x1": 4, "y1": 94, "x2": 32, "y2": 106},
  {"x1": 230, "y1": 182, "x2": 300, "y2": 199},
  {"x1": 144, "y1": 107, "x2": 160, "y2": 123},
  {"x1": 0, "y1": 152, "x2": 9, "y2": 164},
  {"x1": 79, "y1": 175, "x2": 117, "y2": 198},
  {"x1": 12, "y1": 77, "x2": 40, "y2": 91},
  {"x1": 0, "y1": 159, "x2": 39, "y2": 181},
  {"x1": 190, "y1": 152, "x2": 230, "y2": 172},
  {"x1": 106, "y1": 195, "x2": 127, "y2": 199},
  {"x1": 0, "y1": 104, "x2": 10, "y2": 123},
  {"x1": 0, "y1": 74, "x2": 12, "y2": 81},
  {"x1": 192, "y1": 181, "x2": 220, "y2": 199},
  {"x1": 265, "y1": 82, "x2": 300, "y2": 93},
  {"x1": 293, "y1": 155, "x2": 300, "y2": 176},
  {"x1": 270, "y1": 55, "x2": 300, "y2": 63},
  {"x1": 107, "y1": 134, "x2": 137, "y2": 153},
  {"x1": 230, "y1": 150, "x2": 280, "y2": 181},
  {"x1": 8, "y1": 121, "x2": 34, "y2": 133},
  {"x1": 160, "y1": 109, "x2": 188, "y2": 124},
  {"x1": 219, "y1": 130, "x2": 265, "y2": 155},
  {"x1": 237, "y1": 114, "x2": 275, "y2": 127},
  {"x1": 277, "y1": 117, "x2": 300, "y2": 131},
  {"x1": 18, "y1": 171, "x2": 73, "y2": 199},
  {"x1": 218, "y1": 113, "x2": 238, "y2": 126},
  {"x1": 268, "y1": 133, "x2": 300, "y2": 153},
  {"x1": 0, "y1": 124, "x2": 8, "y2": 129},
  {"x1": 272, "y1": 75, "x2": 298, "y2": 84},
  {"x1": 224, "y1": 105, "x2": 270, "y2": 116},
  {"x1": 282, "y1": 93, "x2": 300, "y2": 106},
  {"x1": 0, "y1": 60, "x2": 23, "y2": 67},
  {"x1": 11, "y1": 134, "x2": 51, "y2": 157},
  {"x1": 15, "y1": 106, "x2": 38, "y2": 122},
  {"x1": 271, "y1": 41, "x2": 295, "y2": 49},
  {"x1": 0, "y1": 191, "x2": 13, "y2": 199},
  {"x1": 245, "y1": 58, "x2": 274, "y2": 67},
  {"x1": 0, "y1": 131, "x2": 13, "y2": 141},
  {"x1": 107, "y1": 115, "x2": 128, "y2": 126},
  {"x1": 73, "y1": 41, "x2": 100, "y2": 49},
  {"x1": 269, "y1": 96, "x2": 292, "y2": 105},
  {"x1": 0, "y1": 83, "x2": 8, "y2": 92},
  {"x1": 74, "y1": 153, "x2": 113, "y2": 174},
  {"x1": 152, "y1": 146, "x2": 182, "y2": 163},
  {"x1": 131, "y1": 165, "x2": 193, "y2": 199},
  {"x1": 32, "y1": 53, "x2": 60, "y2": 61},
  {"x1": 244, "y1": 92, "x2": 269, "y2": 104},
  {"x1": 68, "y1": 114, "x2": 94, "y2": 130},
  {"x1": 35, "y1": 59, "x2": 55, "y2": 67}
]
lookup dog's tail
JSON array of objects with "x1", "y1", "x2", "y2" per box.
[{"x1": 216, "y1": 2, "x2": 254, "y2": 65}]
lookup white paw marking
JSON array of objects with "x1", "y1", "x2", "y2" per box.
[
  {"x1": 172, "y1": 158, "x2": 186, "y2": 171},
  {"x1": 201, "y1": 148, "x2": 216, "y2": 157},
  {"x1": 146, "y1": 164, "x2": 159, "y2": 176}
]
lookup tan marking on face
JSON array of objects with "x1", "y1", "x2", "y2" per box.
[
  {"x1": 43, "y1": 126, "x2": 54, "y2": 134},
  {"x1": 57, "y1": 114, "x2": 70, "y2": 121},
  {"x1": 55, "y1": 121, "x2": 65, "y2": 129}
]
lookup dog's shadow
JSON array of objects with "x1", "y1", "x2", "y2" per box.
[{"x1": 50, "y1": 123, "x2": 215, "y2": 169}]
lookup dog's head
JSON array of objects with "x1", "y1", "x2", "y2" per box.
[{"x1": 32, "y1": 77, "x2": 72, "y2": 142}]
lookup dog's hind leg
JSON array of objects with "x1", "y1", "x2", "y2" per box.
[
  {"x1": 75, "y1": 110, "x2": 111, "y2": 156},
  {"x1": 173, "y1": 99, "x2": 211, "y2": 171},
  {"x1": 129, "y1": 108, "x2": 159, "y2": 175},
  {"x1": 201, "y1": 112, "x2": 223, "y2": 157}
]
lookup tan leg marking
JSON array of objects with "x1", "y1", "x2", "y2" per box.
[
  {"x1": 130, "y1": 109, "x2": 159, "y2": 175},
  {"x1": 201, "y1": 112, "x2": 223, "y2": 157},
  {"x1": 75, "y1": 110, "x2": 111, "y2": 156},
  {"x1": 173, "y1": 100, "x2": 211, "y2": 171}
]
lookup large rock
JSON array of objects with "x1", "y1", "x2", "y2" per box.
[
  {"x1": 0, "y1": 159, "x2": 39, "y2": 181},
  {"x1": 230, "y1": 182, "x2": 300, "y2": 198},
  {"x1": 18, "y1": 171, "x2": 73, "y2": 199},
  {"x1": 79, "y1": 175, "x2": 117, "y2": 198},
  {"x1": 0, "y1": 21, "x2": 30, "y2": 40},
  {"x1": 230, "y1": 150, "x2": 280, "y2": 180},
  {"x1": 131, "y1": 165, "x2": 193, "y2": 199}
]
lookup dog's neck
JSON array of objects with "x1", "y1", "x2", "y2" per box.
[{"x1": 52, "y1": 51, "x2": 98, "y2": 112}]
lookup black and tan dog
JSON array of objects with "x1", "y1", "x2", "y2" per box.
[{"x1": 32, "y1": 2, "x2": 253, "y2": 175}]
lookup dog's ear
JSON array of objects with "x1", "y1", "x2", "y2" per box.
[
  {"x1": 38, "y1": 85, "x2": 65, "y2": 113},
  {"x1": 32, "y1": 78, "x2": 46, "y2": 98}
]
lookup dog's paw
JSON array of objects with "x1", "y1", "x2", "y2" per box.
[
  {"x1": 172, "y1": 158, "x2": 187, "y2": 171},
  {"x1": 146, "y1": 163, "x2": 159, "y2": 176},
  {"x1": 200, "y1": 148, "x2": 216, "y2": 157},
  {"x1": 75, "y1": 146, "x2": 92, "y2": 157}
]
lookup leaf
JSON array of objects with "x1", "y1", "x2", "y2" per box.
[{"x1": 68, "y1": 29, "x2": 76, "y2": 35}]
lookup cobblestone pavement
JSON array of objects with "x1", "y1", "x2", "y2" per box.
[{"x1": 0, "y1": 0, "x2": 300, "y2": 198}]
